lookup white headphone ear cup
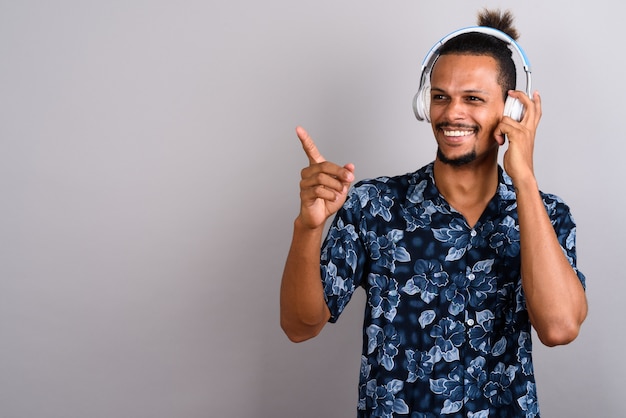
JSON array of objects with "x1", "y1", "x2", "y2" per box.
[
  {"x1": 413, "y1": 90, "x2": 424, "y2": 121},
  {"x1": 503, "y1": 97, "x2": 525, "y2": 122},
  {"x1": 413, "y1": 86, "x2": 431, "y2": 122},
  {"x1": 422, "y1": 87, "x2": 431, "y2": 122}
]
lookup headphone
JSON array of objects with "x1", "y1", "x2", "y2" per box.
[{"x1": 413, "y1": 26, "x2": 532, "y2": 123}]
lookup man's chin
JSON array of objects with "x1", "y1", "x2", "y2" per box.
[{"x1": 436, "y1": 148, "x2": 477, "y2": 167}]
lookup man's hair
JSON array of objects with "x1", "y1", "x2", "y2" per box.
[{"x1": 438, "y1": 9, "x2": 519, "y2": 99}]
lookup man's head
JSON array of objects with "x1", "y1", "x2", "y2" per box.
[{"x1": 427, "y1": 9, "x2": 523, "y2": 167}]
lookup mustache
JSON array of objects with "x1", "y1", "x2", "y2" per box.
[{"x1": 435, "y1": 122, "x2": 478, "y2": 130}]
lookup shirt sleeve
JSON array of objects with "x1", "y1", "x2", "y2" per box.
[
  {"x1": 544, "y1": 192, "x2": 586, "y2": 289},
  {"x1": 320, "y1": 188, "x2": 368, "y2": 323}
]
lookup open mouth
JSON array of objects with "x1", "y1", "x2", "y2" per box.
[
  {"x1": 436, "y1": 123, "x2": 478, "y2": 140},
  {"x1": 443, "y1": 129, "x2": 474, "y2": 137}
]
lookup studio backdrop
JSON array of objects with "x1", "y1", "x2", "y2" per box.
[{"x1": 0, "y1": 1, "x2": 622, "y2": 417}]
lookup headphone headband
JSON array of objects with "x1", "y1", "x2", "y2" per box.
[{"x1": 414, "y1": 26, "x2": 533, "y2": 122}]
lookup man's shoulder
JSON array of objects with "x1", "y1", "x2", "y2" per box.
[
  {"x1": 353, "y1": 162, "x2": 434, "y2": 191},
  {"x1": 499, "y1": 168, "x2": 574, "y2": 221},
  {"x1": 498, "y1": 168, "x2": 570, "y2": 209},
  {"x1": 538, "y1": 190, "x2": 574, "y2": 222}
]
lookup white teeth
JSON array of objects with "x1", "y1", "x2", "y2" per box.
[{"x1": 444, "y1": 130, "x2": 473, "y2": 137}]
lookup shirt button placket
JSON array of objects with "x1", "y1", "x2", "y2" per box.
[{"x1": 465, "y1": 227, "x2": 478, "y2": 329}]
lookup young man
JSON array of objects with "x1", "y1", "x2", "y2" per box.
[{"x1": 280, "y1": 9, "x2": 587, "y2": 417}]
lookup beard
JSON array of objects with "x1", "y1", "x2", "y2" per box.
[
  {"x1": 434, "y1": 122, "x2": 480, "y2": 167},
  {"x1": 437, "y1": 147, "x2": 477, "y2": 167}
]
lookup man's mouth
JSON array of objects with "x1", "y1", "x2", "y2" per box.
[
  {"x1": 437, "y1": 123, "x2": 478, "y2": 139},
  {"x1": 443, "y1": 129, "x2": 474, "y2": 137}
]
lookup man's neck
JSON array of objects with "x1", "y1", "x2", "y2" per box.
[{"x1": 433, "y1": 158, "x2": 499, "y2": 228}]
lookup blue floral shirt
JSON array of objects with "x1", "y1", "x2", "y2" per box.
[{"x1": 320, "y1": 163, "x2": 585, "y2": 418}]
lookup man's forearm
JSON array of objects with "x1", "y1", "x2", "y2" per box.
[{"x1": 280, "y1": 218, "x2": 331, "y2": 342}]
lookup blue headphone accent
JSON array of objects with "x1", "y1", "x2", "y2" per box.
[{"x1": 413, "y1": 26, "x2": 532, "y2": 123}]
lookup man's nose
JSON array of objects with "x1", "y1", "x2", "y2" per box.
[{"x1": 442, "y1": 98, "x2": 466, "y2": 120}]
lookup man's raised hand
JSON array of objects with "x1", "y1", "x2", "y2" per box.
[
  {"x1": 496, "y1": 90, "x2": 542, "y2": 185},
  {"x1": 296, "y1": 126, "x2": 355, "y2": 229}
]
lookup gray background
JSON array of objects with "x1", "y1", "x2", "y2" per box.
[{"x1": 0, "y1": 1, "x2": 622, "y2": 417}]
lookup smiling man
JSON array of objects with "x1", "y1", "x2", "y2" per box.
[{"x1": 280, "y1": 9, "x2": 587, "y2": 417}]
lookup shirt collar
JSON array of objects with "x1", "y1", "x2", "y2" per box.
[{"x1": 405, "y1": 162, "x2": 517, "y2": 209}]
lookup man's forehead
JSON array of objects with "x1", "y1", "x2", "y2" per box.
[{"x1": 430, "y1": 54, "x2": 500, "y2": 86}]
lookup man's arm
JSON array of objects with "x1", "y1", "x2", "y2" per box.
[
  {"x1": 280, "y1": 127, "x2": 355, "y2": 342},
  {"x1": 498, "y1": 91, "x2": 588, "y2": 346},
  {"x1": 515, "y1": 177, "x2": 587, "y2": 346}
]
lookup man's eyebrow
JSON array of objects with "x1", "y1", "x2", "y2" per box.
[{"x1": 430, "y1": 86, "x2": 491, "y2": 95}]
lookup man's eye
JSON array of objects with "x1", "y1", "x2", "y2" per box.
[
  {"x1": 432, "y1": 95, "x2": 446, "y2": 101},
  {"x1": 467, "y1": 96, "x2": 483, "y2": 102}
]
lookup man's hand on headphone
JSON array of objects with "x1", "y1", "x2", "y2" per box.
[{"x1": 496, "y1": 90, "x2": 542, "y2": 185}]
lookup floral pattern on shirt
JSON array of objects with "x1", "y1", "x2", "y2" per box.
[{"x1": 320, "y1": 163, "x2": 585, "y2": 418}]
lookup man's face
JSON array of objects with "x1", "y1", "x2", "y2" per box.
[{"x1": 429, "y1": 54, "x2": 505, "y2": 167}]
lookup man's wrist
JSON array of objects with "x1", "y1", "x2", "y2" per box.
[
  {"x1": 294, "y1": 215, "x2": 326, "y2": 234},
  {"x1": 511, "y1": 173, "x2": 538, "y2": 195}
]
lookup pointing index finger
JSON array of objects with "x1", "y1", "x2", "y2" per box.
[{"x1": 296, "y1": 126, "x2": 326, "y2": 164}]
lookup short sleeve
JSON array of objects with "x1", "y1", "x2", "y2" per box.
[
  {"x1": 544, "y1": 193, "x2": 586, "y2": 289},
  {"x1": 320, "y1": 188, "x2": 368, "y2": 322}
]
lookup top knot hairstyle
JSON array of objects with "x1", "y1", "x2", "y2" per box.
[
  {"x1": 477, "y1": 9, "x2": 519, "y2": 40},
  {"x1": 438, "y1": 9, "x2": 521, "y2": 98}
]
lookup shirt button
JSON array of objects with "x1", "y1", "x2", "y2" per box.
[
  {"x1": 468, "y1": 273, "x2": 475, "y2": 280},
  {"x1": 470, "y1": 229, "x2": 477, "y2": 237},
  {"x1": 467, "y1": 319, "x2": 475, "y2": 326}
]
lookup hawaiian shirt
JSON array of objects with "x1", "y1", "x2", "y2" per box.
[{"x1": 320, "y1": 162, "x2": 585, "y2": 418}]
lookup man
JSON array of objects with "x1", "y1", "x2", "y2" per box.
[{"x1": 280, "y1": 9, "x2": 587, "y2": 417}]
